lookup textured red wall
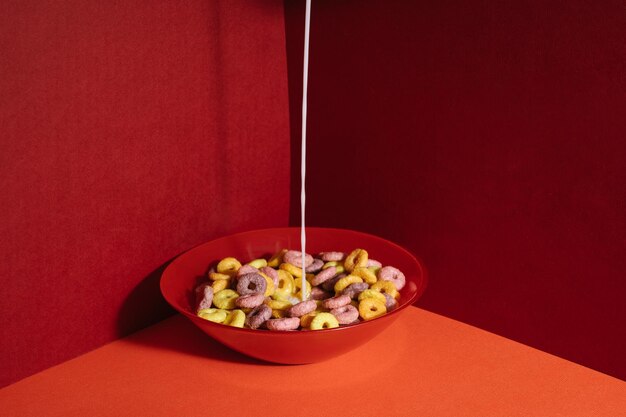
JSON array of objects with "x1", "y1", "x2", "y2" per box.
[
  {"x1": 0, "y1": 0, "x2": 290, "y2": 387},
  {"x1": 285, "y1": 0, "x2": 625, "y2": 379}
]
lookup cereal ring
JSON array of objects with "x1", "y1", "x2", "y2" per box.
[
  {"x1": 322, "y1": 273, "x2": 345, "y2": 292},
  {"x1": 247, "y1": 258, "x2": 267, "y2": 269},
  {"x1": 344, "y1": 249, "x2": 368, "y2": 273},
  {"x1": 280, "y1": 262, "x2": 305, "y2": 278},
  {"x1": 286, "y1": 300, "x2": 317, "y2": 318},
  {"x1": 236, "y1": 273, "x2": 267, "y2": 295},
  {"x1": 294, "y1": 276, "x2": 312, "y2": 294},
  {"x1": 260, "y1": 266, "x2": 279, "y2": 286},
  {"x1": 224, "y1": 309, "x2": 246, "y2": 327},
  {"x1": 237, "y1": 264, "x2": 258, "y2": 277},
  {"x1": 283, "y1": 250, "x2": 314, "y2": 268},
  {"x1": 211, "y1": 278, "x2": 231, "y2": 292},
  {"x1": 358, "y1": 298, "x2": 387, "y2": 321},
  {"x1": 235, "y1": 293, "x2": 265, "y2": 309},
  {"x1": 330, "y1": 304, "x2": 359, "y2": 325},
  {"x1": 267, "y1": 249, "x2": 287, "y2": 268},
  {"x1": 265, "y1": 317, "x2": 301, "y2": 331},
  {"x1": 371, "y1": 280, "x2": 400, "y2": 299},
  {"x1": 195, "y1": 283, "x2": 214, "y2": 312},
  {"x1": 213, "y1": 289, "x2": 239, "y2": 309},
  {"x1": 368, "y1": 266, "x2": 382, "y2": 275},
  {"x1": 216, "y1": 257, "x2": 242, "y2": 274},
  {"x1": 208, "y1": 271, "x2": 231, "y2": 281},
  {"x1": 305, "y1": 258, "x2": 324, "y2": 274},
  {"x1": 271, "y1": 309, "x2": 287, "y2": 318},
  {"x1": 358, "y1": 289, "x2": 387, "y2": 303},
  {"x1": 322, "y1": 294, "x2": 351, "y2": 309},
  {"x1": 384, "y1": 293, "x2": 398, "y2": 311},
  {"x1": 265, "y1": 299, "x2": 292, "y2": 310},
  {"x1": 377, "y1": 266, "x2": 406, "y2": 290},
  {"x1": 310, "y1": 312, "x2": 339, "y2": 330},
  {"x1": 341, "y1": 282, "x2": 369, "y2": 299},
  {"x1": 352, "y1": 266, "x2": 377, "y2": 285},
  {"x1": 367, "y1": 259, "x2": 382, "y2": 268},
  {"x1": 257, "y1": 272, "x2": 275, "y2": 297},
  {"x1": 245, "y1": 304, "x2": 272, "y2": 329},
  {"x1": 309, "y1": 286, "x2": 333, "y2": 300},
  {"x1": 323, "y1": 261, "x2": 345, "y2": 275},
  {"x1": 300, "y1": 311, "x2": 320, "y2": 328},
  {"x1": 275, "y1": 269, "x2": 296, "y2": 297},
  {"x1": 310, "y1": 266, "x2": 336, "y2": 286},
  {"x1": 197, "y1": 308, "x2": 228, "y2": 323},
  {"x1": 320, "y1": 251, "x2": 345, "y2": 261},
  {"x1": 334, "y1": 275, "x2": 364, "y2": 293}
]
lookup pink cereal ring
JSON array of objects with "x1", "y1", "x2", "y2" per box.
[
  {"x1": 195, "y1": 283, "x2": 214, "y2": 312},
  {"x1": 286, "y1": 300, "x2": 317, "y2": 318},
  {"x1": 377, "y1": 266, "x2": 406, "y2": 290},
  {"x1": 260, "y1": 266, "x2": 279, "y2": 286},
  {"x1": 245, "y1": 304, "x2": 272, "y2": 329},
  {"x1": 320, "y1": 251, "x2": 345, "y2": 262},
  {"x1": 309, "y1": 286, "x2": 333, "y2": 300},
  {"x1": 322, "y1": 273, "x2": 345, "y2": 292},
  {"x1": 235, "y1": 293, "x2": 265, "y2": 309},
  {"x1": 305, "y1": 258, "x2": 324, "y2": 274},
  {"x1": 237, "y1": 264, "x2": 258, "y2": 276},
  {"x1": 311, "y1": 266, "x2": 337, "y2": 286},
  {"x1": 265, "y1": 317, "x2": 301, "y2": 331},
  {"x1": 322, "y1": 294, "x2": 351, "y2": 309},
  {"x1": 283, "y1": 250, "x2": 314, "y2": 268},
  {"x1": 236, "y1": 272, "x2": 267, "y2": 295},
  {"x1": 367, "y1": 259, "x2": 382, "y2": 268},
  {"x1": 341, "y1": 282, "x2": 369, "y2": 299},
  {"x1": 330, "y1": 304, "x2": 359, "y2": 325},
  {"x1": 384, "y1": 293, "x2": 398, "y2": 311}
]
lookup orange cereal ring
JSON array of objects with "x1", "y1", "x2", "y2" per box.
[
  {"x1": 358, "y1": 289, "x2": 387, "y2": 303},
  {"x1": 213, "y1": 289, "x2": 239, "y2": 310},
  {"x1": 211, "y1": 278, "x2": 231, "y2": 292},
  {"x1": 358, "y1": 298, "x2": 387, "y2": 321},
  {"x1": 195, "y1": 283, "x2": 214, "y2": 313},
  {"x1": 344, "y1": 249, "x2": 368, "y2": 273},
  {"x1": 310, "y1": 312, "x2": 339, "y2": 330},
  {"x1": 322, "y1": 294, "x2": 351, "y2": 309},
  {"x1": 265, "y1": 317, "x2": 300, "y2": 331},
  {"x1": 377, "y1": 266, "x2": 406, "y2": 290},
  {"x1": 352, "y1": 266, "x2": 377, "y2": 285},
  {"x1": 216, "y1": 257, "x2": 242, "y2": 274},
  {"x1": 208, "y1": 271, "x2": 231, "y2": 281},
  {"x1": 267, "y1": 249, "x2": 287, "y2": 268},
  {"x1": 271, "y1": 309, "x2": 287, "y2": 319},
  {"x1": 371, "y1": 280, "x2": 400, "y2": 300},
  {"x1": 235, "y1": 293, "x2": 265, "y2": 309},
  {"x1": 330, "y1": 304, "x2": 359, "y2": 325},
  {"x1": 245, "y1": 304, "x2": 272, "y2": 329},
  {"x1": 279, "y1": 262, "x2": 304, "y2": 279},
  {"x1": 320, "y1": 251, "x2": 345, "y2": 261},
  {"x1": 300, "y1": 311, "x2": 320, "y2": 328},
  {"x1": 236, "y1": 273, "x2": 267, "y2": 296},
  {"x1": 334, "y1": 274, "x2": 363, "y2": 293},
  {"x1": 286, "y1": 300, "x2": 317, "y2": 318}
]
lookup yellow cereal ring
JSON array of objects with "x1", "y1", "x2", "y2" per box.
[
  {"x1": 352, "y1": 267, "x2": 377, "y2": 285},
  {"x1": 208, "y1": 271, "x2": 231, "y2": 281},
  {"x1": 224, "y1": 309, "x2": 245, "y2": 328},
  {"x1": 259, "y1": 272, "x2": 275, "y2": 297},
  {"x1": 211, "y1": 278, "x2": 231, "y2": 292},
  {"x1": 294, "y1": 276, "x2": 312, "y2": 296},
  {"x1": 276, "y1": 269, "x2": 296, "y2": 294},
  {"x1": 248, "y1": 258, "x2": 267, "y2": 269},
  {"x1": 358, "y1": 289, "x2": 387, "y2": 303},
  {"x1": 280, "y1": 262, "x2": 304, "y2": 278},
  {"x1": 371, "y1": 280, "x2": 400, "y2": 300},
  {"x1": 266, "y1": 299, "x2": 292, "y2": 310},
  {"x1": 271, "y1": 309, "x2": 287, "y2": 319},
  {"x1": 216, "y1": 257, "x2": 242, "y2": 274},
  {"x1": 334, "y1": 275, "x2": 364, "y2": 293},
  {"x1": 368, "y1": 266, "x2": 382, "y2": 275},
  {"x1": 213, "y1": 289, "x2": 239, "y2": 310},
  {"x1": 197, "y1": 308, "x2": 228, "y2": 323},
  {"x1": 268, "y1": 249, "x2": 287, "y2": 268},
  {"x1": 310, "y1": 312, "x2": 340, "y2": 330},
  {"x1": 344, "y1": 249, "x2": 368, "y2": 273},
  {"x1": 300, "y1": 311, "x2": 320, "y2": 328},
  {"x1": 358, "y1": 298, "x2": 387, "y2": 321}
]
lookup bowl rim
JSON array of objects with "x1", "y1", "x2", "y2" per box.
[{"x1": 160, "y1": 227, "x2": 428, "y2": 335}]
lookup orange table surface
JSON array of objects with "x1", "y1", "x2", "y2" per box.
[{"x1": 1, "y1": 307, "x2": 624, "y2": 416}]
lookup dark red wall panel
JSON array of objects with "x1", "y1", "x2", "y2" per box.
[
  {"x1": 0, "y1": 0, "x2": 290, "y2": 387},
  {"x1": 285, "y1": 0, "x2": 625, "y2": 379}
]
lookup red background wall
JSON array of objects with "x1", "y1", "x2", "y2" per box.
[
  {"x1": 285, "y1": 0, "x2": 625, "y2": 379},
  {"x1": 0, "y1": 0, "x2": 290, "y2": 387}
]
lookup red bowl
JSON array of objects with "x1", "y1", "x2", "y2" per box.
[{"x1": 160, "y1": 227, "x2": 427, "y2": 363}]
